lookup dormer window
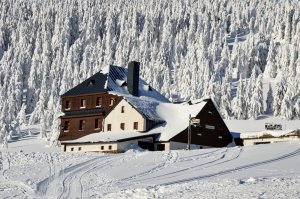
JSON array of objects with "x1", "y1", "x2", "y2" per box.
[
  {"x1": 96, "y1": 97, "x2": 102, "y2": 107},
  {"x1": 88, "y1": 79, "x2": 95, "y2": 86},
  {"x1": 65, "y1": 100, "x2": 71, "y2": 110},
  {"x1": 80, "y1": 99, "x2": 86, "y2": 108},
  {"x1": 109, "y1": 98, "x2": 114, "y2": 106}
]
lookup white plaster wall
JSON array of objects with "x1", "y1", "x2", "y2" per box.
[
  {"x1": 243, "y1": 136, "x2": 300, "y2": 146},
  {"x1": 103, "y1": 99, "x2": 146, "y2": 132},
  {"x1": 64, "y1": 143, "x2": 117, "y2": 152}
]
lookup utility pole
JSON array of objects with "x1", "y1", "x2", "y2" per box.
[{"x1": 187, "y1": 114, "x2": 191, "y2": 150}]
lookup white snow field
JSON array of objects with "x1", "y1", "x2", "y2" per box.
[{"x1": 1, "y1": 128, "x2": 300, "y2": 198}]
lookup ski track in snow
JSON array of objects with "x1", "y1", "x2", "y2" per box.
[
  {"x1": 36, "y1": 155, "x2": 118, "y2": 198},
  {"x1": 0, "y1": 152, "x2": 34, "y2": 198},
  {"x1": 119, "y1": 151, "x2": 179, "y2": 182},
  {"x1": 136, "y1": 147, "x2": 242, "y2": 182},
  {"x1": 2, "y1": 143, "x2": 300, "y2": 198},
  {"x1": 163, "y1": 147, "x2": 300, "y2": 185}
]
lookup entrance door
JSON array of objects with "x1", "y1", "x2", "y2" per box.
[{"x1": 157, "y1": 144, "x2": 165, "y2": 151}]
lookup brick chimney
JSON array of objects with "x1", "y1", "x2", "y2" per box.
[{"x1": 127, "y1": 61, "x2": 140, "y2": 96}]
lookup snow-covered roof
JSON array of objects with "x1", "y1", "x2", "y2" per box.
[
  {"x1": 240, "y1": 129, "x2": 300, "y2": 139},
  {"x1": 125, "y1": 96, "x2": 163, "y2": 121},
  {"x1": 61, "y1": 99, "x2": 209, "y2": 144},
  {"x1": 150, "y1": 100, "x2": 208, "y2": 141},
  {"x1": 61, "y1": 131, "x2": 159, "y2": 143},
  {"x1": 105, "y1": 65, "x2": 169, "y2": 103}
]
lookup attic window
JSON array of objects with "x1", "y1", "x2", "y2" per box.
[
  {"x1": 134, "y1": 122, "x2": 138, "y2": 130},
  {"x1": 88, "y1": 80, "x2": 96, "y2": 86},
  {"x1": 109, "y1": 98, "x2": 115, "y2": 106},
  {"x1": 120, "y1": 123, "x2": 125, "y2": 130},
  {"x1": 107, "y1": 124, "x2": 112, "y2": 131},
  {"x1": 121, "y1": 106, "x2": 125, "y2": 113},
  {"x1": 205, "y1": 125, "x2": 215, "y2": 130},
  {"x1": 121, "y1": 82, "x2": 127, "y2": 87}
]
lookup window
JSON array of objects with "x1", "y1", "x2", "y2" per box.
[
  {"x1": 95, "y1": 119, "x2": 101, "y2": 129},
  {"x1": 71, "y1": 147, "x2": 74, "y2": 151},
  {"x1": 121, "y1": 106, "x2": 125, "y2": 113},
  {"x1": 108, "y1": 145, "x2": 112, "y2": 150},
  {"x1": 96, "y1": 97, "x2": 102, "y2": 107},
  {"x1": 107, "y1": 124, "x2": 111, "y2": 131},
  {"x1": 120, "y1": 123, "x2": 125, "y2": 130},
  {"x1": 109, "y1": 98, "x2": 114, "y2": 106},
  {"x1": 79, "y1": 120, "x2": 85, "y2": 130},
  {"x1": 208, "y1": 106, "x2": 213, "y2": 115},
  {"x1": 64, "y1": 121, "x2": 70, "y2": 131},
  {"x1": 205, "y1": 125, "x2": 215, "y2": 130},
  {"x1": 78, "y1": 147, "x2": 82, "y2": 151},
  {"x1": 80, "y1": 99, "x2": 86, "y2": 108},
  {"x1": 133, "y1": 122, "x2": 138, "y2": 130},
  {"x1": 65, "y1": 100, "x2": 71, "y2": 110},
  {"x1": 101, "y1": 146, "x2": 104, "y2": 150}
]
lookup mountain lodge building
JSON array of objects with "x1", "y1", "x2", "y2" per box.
[{"x1": 59, "y1": 61, "x2": 233, "y2": 152}]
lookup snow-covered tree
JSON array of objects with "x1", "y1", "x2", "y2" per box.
[
  {"x1": 17, "y1": 104, "x2": 27, "y2": 126},
  {"x1": 266, "y1": 84, "x2": 274, "y2": 114}
]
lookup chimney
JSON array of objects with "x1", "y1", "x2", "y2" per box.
[{"x1": 127, "y1": 61, "x2": 140, "y2": 96}]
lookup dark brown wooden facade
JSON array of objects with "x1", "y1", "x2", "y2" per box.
[
  {"x1": 170, "y1": 99, "x2": 233, "y2": 147},
  {"x1": 59, "y1": 92, "x2": 123, "y2": 141}
]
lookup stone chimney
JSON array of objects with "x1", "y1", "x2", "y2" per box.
[{"x1": 127, "y1": 61, "x2": 140, "y2": 96}]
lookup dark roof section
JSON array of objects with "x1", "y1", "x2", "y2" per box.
[
  {"x1": 61, "y1": 107, "x2": 104, "y2": 117},
  {"x1": 106, "y1": 65, "x2": 127, "y2": 91},
  {"x1": 61, "y1": 72, "x2": 108, "y2": 97},
  {"x1": 61, "y1": 64, "x2": 169, "y2": 103}
]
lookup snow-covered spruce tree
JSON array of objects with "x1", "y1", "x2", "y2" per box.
[
  {"x1": 249, "y1": 74, "x2": 264, "y2": 119},
  {"x1": 50, "y1": 105, "x2": 62, "y2": 146},
  {"x1": 233, "y1": 76, "x2": 246, "y2": 119},
  {"x1": 273, "y1": 73, "x2": 287, "y2": 117},
  {"x1": 0, "y1": 124, "x2": 8, "y2": 148},
  {"x1": 266, "y1": 84, "x2": 274, "y2": 114},
  {"x1": 17, "y1": 104, "x2": 27, "y2": 126},
  {"x1": 40, "y1": 113, "x2": 47, "y2": 139}
]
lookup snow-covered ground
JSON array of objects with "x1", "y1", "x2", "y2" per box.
[{"x1": 1, "y1": 126, "x2": 300, "y2": 198}]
